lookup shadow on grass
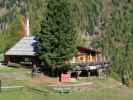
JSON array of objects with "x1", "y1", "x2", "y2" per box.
[{"x1": 26, "y1": 86, "x2": 52, "y2": 96}]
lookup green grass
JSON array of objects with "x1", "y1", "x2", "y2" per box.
[
  {"x1": 0, "y1": 87, "x2": 133, "y2": 100},
  {"x1": 0, "y1": 67, "x2": 17, "y2": 73},
  {"x1": 0, "y1": 67, "x2": 31, "y2": 73},
  {"x1": 0, "y1": 67, "x2": 31, "y2": 86},
  {"x1": 2, "y1": 80, "x2": 26, "y2": 86},
  {"x1": 0, "y1": 67, "x2": 133, "y2": 100}
]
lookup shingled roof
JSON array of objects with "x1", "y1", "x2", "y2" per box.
[{"x1": 5, "y1": 36, "x2": 37, "y2": 56}]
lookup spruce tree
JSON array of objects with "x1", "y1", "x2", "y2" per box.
[{"x1": 37, "y1": 0, "x2": 77, "y2": 72}]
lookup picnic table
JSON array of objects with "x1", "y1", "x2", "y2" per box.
[{"x1": 54, "y1": 87, "x2": 72, "y2": 94}]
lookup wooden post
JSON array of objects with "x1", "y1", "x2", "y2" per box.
[
  {"x1": 0, "y1": 80, "x2": 2, "y2": 92},
  {"x1": 90, "y1": 54, "x2": 92, "y2": 62},
  {"x1": 98, "y1": 69, "x2": 102, "y2": 80},
  {"x1": 88, "y1": 71, "x2": 90, "y2": 77},
  {"x1": 4, "y1": 55, "x2": 10, "y2": 65}
]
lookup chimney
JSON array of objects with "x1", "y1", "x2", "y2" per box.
[
  {"x1": 25, "y1": 17, "x2": 30, "y2": 37},
  {"x1": 21, "y1": 16, "x2": 30, "y2": 37}
]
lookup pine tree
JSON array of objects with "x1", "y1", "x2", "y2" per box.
[{"x1": 37, "y1": 0, "x2": 77, "y2": 73}]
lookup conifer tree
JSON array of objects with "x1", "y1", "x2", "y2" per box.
[{"x1": 37, "y1": 0, "x2": 77, "y2": 71}]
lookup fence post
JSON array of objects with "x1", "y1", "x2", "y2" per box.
[{"x1": 0, "y1": 80, "x2": 1, "y2": 92}]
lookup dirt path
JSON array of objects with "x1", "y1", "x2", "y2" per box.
[{"x1": 29, "y1": 75, "x2": 60, "y2": 85}]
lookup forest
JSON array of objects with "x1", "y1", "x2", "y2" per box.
[{"x1": 0, "y1": 0, "x2": 133, "y2": 85}]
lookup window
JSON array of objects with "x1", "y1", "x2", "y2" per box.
[
  {"x1": 80, "y1": 56, "x2": 84, "y2": 61},
  {"x1": 86, "y1": 56, "x2": 90, "y2": 61}
]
